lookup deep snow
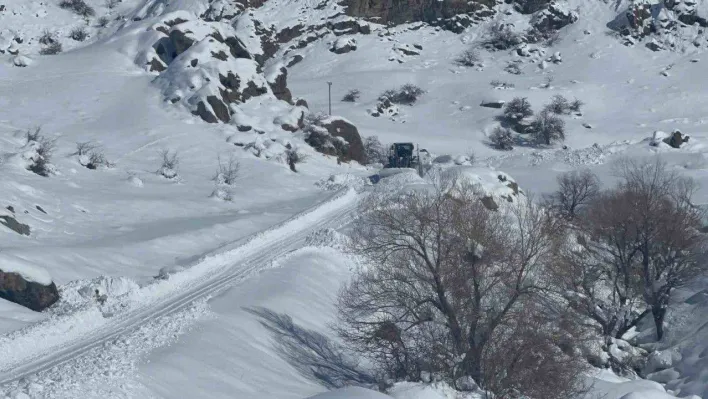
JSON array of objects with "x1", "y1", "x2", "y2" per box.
[{"x1": 1, "y1": 0, "x2": 708, "y2": 397}]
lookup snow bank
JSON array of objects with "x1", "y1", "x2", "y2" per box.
[
  {"x1": 0, "y1": 254, "x2": 53, "y2": 286},
  {"x1": 308, "y1": 387, "x2": 391, "y2": 398}
]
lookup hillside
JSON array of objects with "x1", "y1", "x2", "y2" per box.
[{"x1": 1, "y1": 0, "x2": 708, "y2": 397}]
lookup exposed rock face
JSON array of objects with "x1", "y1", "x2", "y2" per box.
[
  {"x1": 664, "y1": 130, "x2": 690, "y2": 148},
  {"x1": 531, "y1": 2, "x2": 579, "y2": 32},
  {"x1": 0, "y1": 214, "x2": 30, "y2": 236},
  {"x1": 321, "y1": 118, "x2": 366, "y2": 163},
  {"x1": 267, "y1": 66, "x2": 293, "y2": 103},
  {"x1": 341, "y1": 0, "x2": 496, "y2": 25},
  {"x1": 330, "y1": 37, "x2": 357, "y2": 53},
  {"x1": 304, "y1": 117, "x2": 365, "y2": 163},
  {"x1": 0, "y1": 270, "x2": 59, "y2": 311}
]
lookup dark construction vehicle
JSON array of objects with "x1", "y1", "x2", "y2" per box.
[{"x1": 387, "y1": 143, "x2": 418, "y2": 169}]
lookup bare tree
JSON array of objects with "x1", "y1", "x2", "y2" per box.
[
  {"x1": 553, "y1": 158, "x2": 707, "y2": 341},
  {"x1": 363, "y1": 136, "x2": 387, "y2": 165},
  {"x1": 546, "y1": 169, "x2": 600, "y2": 220},
  {"x1": 337, "y1": 177, "x2": 587, "y2": 396},
  {"x1": 213, "y1": 154, "x2": 240, "y2": 185},
  {"x1": 530, "y1": 110, "x2": 565, "y2": 145}
]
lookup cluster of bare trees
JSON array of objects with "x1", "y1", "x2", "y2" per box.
[
  {"x1": 336, "y1": 158, "x2": 707, "y2": 397},
  {"x1": 548, "y1": 160, "x2": 707, "y2": 341}
]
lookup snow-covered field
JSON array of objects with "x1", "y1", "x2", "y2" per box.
[{"x1": 1, "y1": 0, "x2": 708, "y2": 397}]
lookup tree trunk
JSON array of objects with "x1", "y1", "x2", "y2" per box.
[{"x1": 652, "y1": 305, "x2": 666, "y2": 340}]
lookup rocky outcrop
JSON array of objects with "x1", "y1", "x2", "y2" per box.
[
  {"x1": 0, "y1": 213, "x2": 30, "y2": 236},
  {"x1": 531, "y1": 2, "x2": 579, "y2": 32},
  {"x1": 330, "y1": 37, "x2": 357, "y2": 53},
  {"x1": 0, "y1": 270, "x2": 59, "y2": 311},
  {"x1": 267, "y1": 66, "x2": 293, "y2": 103},
  {"x1": 303, "y1": 116, "x2": 365, "y2": 163},
  {"x1": 341, "y1": 0, "x2": 496, "y2": 26},
  {"x1": 322, "y1": 118, "x2": 366, "y2": 163}
]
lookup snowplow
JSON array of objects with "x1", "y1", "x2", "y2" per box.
[{"x1": 386, "y1": 143, "x2": 418, "y2": 169}]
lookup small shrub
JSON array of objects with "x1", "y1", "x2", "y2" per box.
[
  {"x1": 105, "y1": 0, "x2": 121, "y2": 9},
  {"x1": 72, "y1": 141, "x2": 98, "y2": 156},
  {"x1": 342, "y1": 89, "x2": 361, "y2": 102},
  {"x1": 69, "y1": 27, "x2": 89, "y2": 42},
  {"x1": 484, "y1": 23, "x2": 522, "y2": 51},
  {"x1": 86, "y1": 150, "x2": 111, "y2": 169},
  {"x1": 26, "y1": 131, "x2": 57, "y2": 177},
  {"x1": 40, "y1": 41, "x2": 63, "y2": 55},
  {"x1": 378, "y1": 84, "x2": 425, "y2": 106},
  {"x1": 545, "y1": 94, "x2": 571, "y2": 115},
  {"x1": 504, "y1": 61, "x2": 523, "y2": 75},
  {"x1": 97, "y1": 16, "x2": 110, "y2": 28},
  {"x1": 39, "y1": 30, "x2": 56, "y2": 46},
  {"x1": 490, "y1": 126, "x2": 514, "y2": 150},
  {"x1": 454, "y1": 48, "x2": 480, "y2": 67},
  {"x1": 26, "y1": 127, "x2": 42, "y2": 143},
  {"x1": 213, "y1": 155, "x2": 240, "y2": 185},
  {"x1": 286, "y1": 148, "x2": 308, "y2": 172},
  {"x1": 59, "y1": 0, "x2": 96, "y2": 17},
  {"x1": 157, "y1": 149, "x2": 179, "y2": 179},
  {"x1": 541, "y1": 75, "x2": 554, "y2": 89},
  {"x1": 570, "y1": 98, "x2": 584, "y2": 112},
  {"x1": 490, "y1": 80, "x2": 515, "y2": 89},
  {"x1": 503, "y1": 97, "x2": 534, "y2": 121},
  {"x1": 530, "y1": 110, "x2": 565, "y2": 145}
]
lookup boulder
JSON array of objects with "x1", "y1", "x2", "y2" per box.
[
  {"x1": 0, "y1": 270, "x2": 59, "y2": 311},
  {"x1": 664, "y1": 130, "x2": 690, "y2": 148},
  {"x1": 330, "y1": 37, "x2": 357, "y2": 54},
  {"x1": 321, "y1": 118, "x2": 366, "y2": 163},
  {"x1": 480, "y1": 100, "x2": 506, "y2": 109}
]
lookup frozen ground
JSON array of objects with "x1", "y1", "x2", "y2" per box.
[{"x1": 1, "y1": 0, "x2": 708, "y2": 397}]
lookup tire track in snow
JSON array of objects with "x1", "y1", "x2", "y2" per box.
[{"x1": 0, "y1": 188, "x2": 360, "y2": 391}]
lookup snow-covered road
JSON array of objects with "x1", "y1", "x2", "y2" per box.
[{"x1": 0, "y1": 188, "x2": 359, "y2": 393}]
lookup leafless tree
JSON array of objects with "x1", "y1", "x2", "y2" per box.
[
  {"x1": 213, "y1": 154, "x2": 240, "y2": 185},
  {"x1": 546, "y1": 169, "x2": 600, "y2": 220},
  {"x1": 552, "y1": 158, "x2": 707, "y2": 340},
  {"x1": 337, "y1": 176, "x2": 587, "y2": 396}
]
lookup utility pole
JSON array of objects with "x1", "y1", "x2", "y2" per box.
[{"x1": 327, "y1": 81, "x2": 332, "y2": 116}]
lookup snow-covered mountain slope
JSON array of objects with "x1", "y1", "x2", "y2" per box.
[{"x1": 1, "y1": 0, "x2": 708, "y2": 397}]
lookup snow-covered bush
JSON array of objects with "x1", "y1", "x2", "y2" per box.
[
  {"x1": 24, "y1": 129, "x2": 57, "y2": 177},
  {"x1": 157, "y1": 149, "x2": 179, "y2": 179},
  {"x1": 286, "y1": 148, "x2": 307, "y2": 172},
  {"x1": 570, "y1": 98, "x2": 584, "y2": 112},
  {"x1": 363, "y1": 136, "x2": 388, "y2": 165},
  {"x1": 378, "y1": 84, "x2": 425, "y2": 106},
  {"x1": 454, "y1": 47, "x2": 481, "y2": 67},
  {"x1": 545, "y1": 94, "x2": 572, "y2": 115},
  {"x1": 40, "y1": 41, "x2": 63, "y2": 55},
  {"x1": 39, "y1": 30, "x2": 56, "y2": 46},
  {"x1": 342, "y1": 89, "x2": 361, "y2": 102},
  {"x1": 530, "y1": 110, "x2": 565, "y2": 145},
  {"x1": 503, "y1": 97, "x2": 534, "y2": 121},
  {"x1": 504, "y1": 61, "x2": 523, "y2": 75},
  {"x1": 97, "y1": 16, "x2": 110, "y2": 28},
  {"x1": 484, "y1": 23, "x2": 523, "y2": 50},
  {"x1": 213, "y1": 155, "x2": 240, "y2": 185},
  {"x1": 59, "y1": 0, "x2": 96, "y2": 17},
  {"x1": 69, "y1": 27, "x2": 89, "y2": 42},
  {"x1": 490, "y1": 126, "x2": 514, "y2": 150}
]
